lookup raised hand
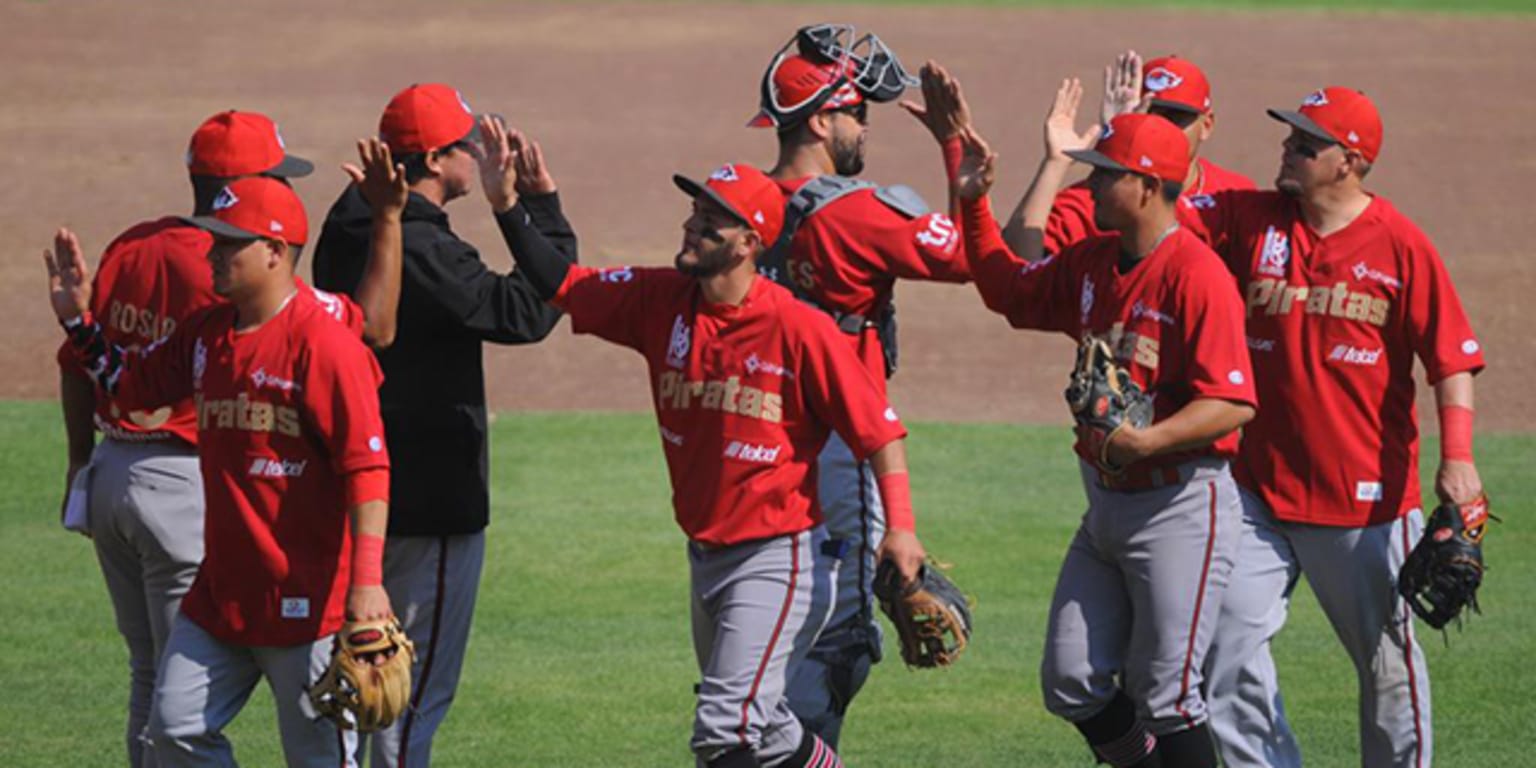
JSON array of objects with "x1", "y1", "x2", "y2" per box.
[
  {"x1": 343, "y1": 138, "x2": 407, "y2": 218},
  {"x1": 954, "y1": 126, "x2": 997, "y2": 200},
  {"x1": 899, "y1": 60, "x2": 972, "y2": 143},
  {"x1": 43, "y1": 228, "x2": 91, "y2": 322},
  {"x1": 509, "y1": 129, "x2": 556, "y2": 196},
  {"x1": 1046, "y1": 78, "x2": 1103, "y2": 163},
  {"x1": 1100, "y1": 50, "x2": 1145, "y2": 125},
  {"x1": 477, "y1": 114, "x2": 519, "y2": 213}
]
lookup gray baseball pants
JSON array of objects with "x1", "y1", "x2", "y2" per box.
[
  {"x1": 691, "y1": 528, "x2": 838, "y2": 766},
  {"x1": 786, "y1": 432, "x2": 884, "y2": 748},
  {"x1": 1205, "y1": 488, "x2": 1431, "y2": 768},
  {"x1": 89, "y1": 437, "x2": 205, "y2": 768},
  {"x1": 1042, "y1": 459, "x2": 1239, "y2": 736},
  {"x1": 361, "y1": 532, "x2": 486, "y2": 768},
  {"x1": 146, "y1": 615, "x2": 356, "y2": 767}
]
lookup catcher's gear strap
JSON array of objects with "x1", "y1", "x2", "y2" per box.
[{"x1": 756, "y1": 176, "x2": 927, "y2": 377}]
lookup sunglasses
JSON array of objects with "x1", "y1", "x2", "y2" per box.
[{"x1": 1283, "y1": 132, "x2": 1338, "y2": 160}]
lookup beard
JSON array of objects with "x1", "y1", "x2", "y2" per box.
[
  {"x1": 1275, "y1": 176, "x2": 1304, "y2": 196},
  {"x1": 675, "y1": 238, "x2": 739, "y2": 278},
  {"x1": 830, "y1": 134, "x2": 865, "y2": 177}
]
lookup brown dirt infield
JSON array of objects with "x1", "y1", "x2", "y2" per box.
[{"x1": 3, "y1": 2, "x2": 1532, "y2": 431}]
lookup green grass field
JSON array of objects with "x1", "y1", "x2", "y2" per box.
[{"x1": 1, "y1": 401, "x2": 1532, "y2": 766}]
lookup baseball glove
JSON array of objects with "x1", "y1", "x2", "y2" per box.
[
  {"x1": 308, "y1": 617, "x2": 416, "y2": 732},
  {"x1": 1065, "y1": 335, "x2": 1153, "y2": 473},
  {"x1": 873, "y1": 558, "x2": 973, "y2": 668},
  {"x1": 1398, "y1": 493, "x2": 1494, "y2": 630}
]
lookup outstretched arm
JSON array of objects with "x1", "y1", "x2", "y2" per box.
[
  {"x1": 481, "y1": 116, "x2": 577, "y2": 301},
  {"x1": 1000, "y1": 78, "x2": 1102, "y2": 260},
  {"x1": 1100, "y1": 50, "x2": 1145, "y2": 125},
  {"x1": 901, "y1": 60, "x2": 972, "y2": 219},
  {"x1": 344, "y1": 138, "x2": 409, "y2": 349}
]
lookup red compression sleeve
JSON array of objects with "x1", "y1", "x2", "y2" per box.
[
  {"x1": 1439, "y1": 404, "x2": 1474, "y2": 462},
  {"x1": 943, "y1": 135, "x2": 964, "y2": 176},
  {"x1": 877, "y1": 470, "x2": 915, "y2": 533},
  {"x1": 352, "y1": 533, "x2": 385, "y2": 587}
]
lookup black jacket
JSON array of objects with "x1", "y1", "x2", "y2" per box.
[{"x1": 312, "y1": 187, "x2": 576, "y2": 535}]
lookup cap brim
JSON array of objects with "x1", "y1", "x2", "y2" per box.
[
  {"x1": 1064, "y1": 149, "x2": 1133, "y2": 174},
  {"x1": 1267, "y1": 109, "x2": 1339, "y2": 145},
  {"x1": 266, "y1": 155, "x2": 314, "y2": 178},
  {"x1": 1148, "y1": 98, "x2": 1203, "y2": 115},
  {"x1": 746, "y1": 111, "x2": 775, "y2": 129},
  {"x1": 180, "y1": 215, "x2": 262, "y2": 241},
  {"x1": 673, "y1": 175, "x2": 751, "y2": 226}
]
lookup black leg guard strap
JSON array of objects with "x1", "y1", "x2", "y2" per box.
[
  {"x1": 1154, "y1": 722, "x2": 1218, "y2": 768},
  {"x1": 780, "y1": 728, "x2": 843, "y2": 768},
  {"x1": 1073, "y1": 691, "x2": 1160, "y2": 768},
  {"x1": 707, "y1": 747, "x2": 760, "y2": 768}
]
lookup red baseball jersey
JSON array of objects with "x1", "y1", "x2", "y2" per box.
[
  {"x1": 1044, "y1": 157, "x2": 1255, "y2": 256},
  {"x1": 962, "y1": 196, "x2": 1256, "y2": 470},
  {"x1": 777, "y1": 177, "x2": 970, "y2": 386},
  {"x1": 99, "y1": 282, "x2": 386, "y2": 645},
  {"x1": 56, "y1": 217, "x2": 219, "y2": 445},
  {"x1": 1196, "y1": 191, "x2": 1485, "y2": 527},
  {"x1": 553, "y1": 265, "x2": 907, "y2": 546}
]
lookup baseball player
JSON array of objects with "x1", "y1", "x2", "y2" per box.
[
  {"x1": 1002, "y1": 52, "x2": 1255, "y2": 259},
  {"x1": 45, "y1": 163, "x2": 407, "y2": 767},
  {"x1": 54, "y1": 111, "x2": 405, "y2": 768},
  {"x1": 313, "y1": 84, "x2": 567, "y2": 768},
  {"x1": 934, "y1": 76, "x2": 1256, "y2": 767},
  {"x1": 748, "y1": 25, "x2": 969, "y2": 745},
  {"x1": 1193, "y1": 88, "x2": 1486, "y2": 768},
  {"x1": 485, "y1": 121, "x2": 928, "y2": 765}
]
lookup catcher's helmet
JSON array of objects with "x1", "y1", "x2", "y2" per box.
[{"x1": 747, "y1": 24, "x2": 919, "y2": 130}]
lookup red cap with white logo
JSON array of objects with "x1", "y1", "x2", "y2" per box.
[
  {"x1": 1141, "y1": 56, "x2": 1211, "y2": 114},
  {"x1": 186, "y1": 111, "x2": 314, "y2": 178},
  {"x1": 747, "y1": 54, "x2": 863, "y2": 129},
  {"x1": 181, "y1": 176, "x2": 309, "y2": 246},
  {"x1": 1065, "y1": 113, "x2": 1191, "y2": 184},
  {"x1": 672, "y1": 164, "x2": 786, "y2": 245},
  {"x1": 379, "y1": 83, "x2": 481, "y2": 155},
  {"x1": 1268, "y1": 87, "x2": 1383, "y2": 163}
]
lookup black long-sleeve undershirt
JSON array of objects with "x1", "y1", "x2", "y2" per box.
[{"x1": 494, "y1": 194, "x2": 578, "y2": 302}]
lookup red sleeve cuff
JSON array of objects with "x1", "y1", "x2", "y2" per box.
[{"x1": 345, "y1": 466, "x2": 390, "y2": 507}]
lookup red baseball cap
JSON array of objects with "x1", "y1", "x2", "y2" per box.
[
  {"x1": 1141, "y1": 56, "x2": 1211, "y2": 115},
  {"x1": 673, "y1": 164, "x2": 786, "y2": 245},
  {"x1": 186, "y1": 111, "x2": 313, "y2": 178},
  {"x1": 1066, "y1": 113, "x2": 1191, "y2": 184},
  {"x1": 747, "y1": 54, "x2": 863, "y2": 129},
  {"x1": 379, "y1": 83, "x2": 481, "y2": 154},
  {"x1": 182, "y1": 176, "x2": 308, "y2": 246},
  {"x1": 1268, "y1": 87, "x2": 1383, "y2": 163}
]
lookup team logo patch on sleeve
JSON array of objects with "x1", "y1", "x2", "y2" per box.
[
  {"x1": 914, "y1": 214, "x2": 958, "y2": 252},
  {"x1": 665, "y1": 315, "x2": 691, "y2": 369},
  {"x1": 1258, "y1": 226, "x2": 1290, "y2": 277},
  {"x1": 1461, "y1": 339, "x2": 1481, "y2": 355}
]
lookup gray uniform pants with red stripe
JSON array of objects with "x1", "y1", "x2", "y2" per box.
[
  {"x1": 690, "y1": 529, "x2": 838, "y2": 766},
  {"x1": 361, "y1": 532, "x2": 486, "y2": 768},
  {"x1": 87, "y1": 438, "x2": 205, "y2": 768},
  {"x1": 147, "y1": 615, "x2": 356, "y2": 767},
  {"x1": 1041, "y1": 458, "x2": 1239, "y2": 736},
  {"x1": 1205, "y1": 489, "x2": 1431, "y2": 768}
]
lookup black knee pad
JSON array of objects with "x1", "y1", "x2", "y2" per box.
[
  {"x1": 1154, "y1": 722, "x2": 1217, "y2": 768},
  {"x1": 1073, "y1": 691, "x2": 1159, "y2": 768}
]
